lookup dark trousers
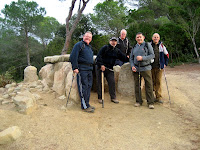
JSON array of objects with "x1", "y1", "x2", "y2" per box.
[
  {"x1": 133, "y1": 70, "x2": 154, "y2": 105},
  {"x1": 77, "y1": 70, "x2": 93, "y2": 109},
  {"x1": 97, "y1": 68, "x2": 116, "y2": 100}
]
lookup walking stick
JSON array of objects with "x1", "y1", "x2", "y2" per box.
[
  {"x1": 66, "y1": 72, "x2": 76, "y2": 107},
  {"x1": 163, "y1": 68, "x2": 171, "y2": 105},
  {"x1": 101, "y1": 71, "x2": 104, "y2": 108},
  {"x1": 138, "y1": 62, "x2": 141, "y2": 102}
]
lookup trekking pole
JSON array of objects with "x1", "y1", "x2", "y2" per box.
[
  {"x1": 66, "y1": 72, "x2": 76, "y2": 107},
  {"x1": 138, "y1": 62, "x2": 141, "y2": 102},
  {"x1": 101, "y1": 71, "x2": 104, "y2": 108},
  {"x1": 163, "y1": 68, "x2": 171, "y2": 105}
]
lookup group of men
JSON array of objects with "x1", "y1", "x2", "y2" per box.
[{"x1": 70, "y1": 30, "x2": 169, "y2": 113}]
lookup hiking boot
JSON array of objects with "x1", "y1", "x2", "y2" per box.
[
  {"x1": 98, "y1": 99, "x2": 103, "y2": 104},
  {"x1": 149, "y1": 104, "x2": 154, "y2": 109},
  {"x1": 90, "y1": 106, "x2": 95, "y2": 110},
  {"x1": 111, "y1": 99, "x2": 119, "y2": 104},
  {"x1": 154, "y1": 99, "x2": 163, "y2": 104},
  {"x1": 134, "y1": 103, "x2": 141, "y2": 107},
  {"x1": 83, "y1": 107, "x2": 94, "y2": 113}
]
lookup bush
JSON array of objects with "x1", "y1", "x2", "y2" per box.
[{"x1": 0, "y1": 67, "x2": 16, "y2": 87}]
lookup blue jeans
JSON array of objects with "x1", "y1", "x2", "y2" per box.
[{"x1": 77, "y1": 70, "x2": 93, "y2": 109}]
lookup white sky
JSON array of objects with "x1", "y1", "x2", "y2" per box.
[{"x1": 0, "y1": 0, "x2": 103, "y2": 24}]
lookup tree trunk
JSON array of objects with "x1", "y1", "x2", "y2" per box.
[
  {"x1": 25, "y1": 30, "x2": 31, "y2": 66},
  {"x1": 191, "y1": 38, "x2": 200, "y2": 63},
  {"x1": 61, "y1": 0, "x2": 90, "y2": 55}
]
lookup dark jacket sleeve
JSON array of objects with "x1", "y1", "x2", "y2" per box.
[
  {"x1": 96, "y1": 45, "x2": 107, "y2": 67},
  {"x1": 70, "y1": 42, "x2": 81, "y2": 70},
  {"x1": 117, "y1": 48, "x2": 129, "y2": 62}
]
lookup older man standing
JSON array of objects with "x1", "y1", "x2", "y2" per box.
[
  {"x1": 70, "y1": 31, "x2": 95, "y2": 113},
  {"x1": 151, "y1": 33, "x2": 169, "y2": 103},
  {"x1": 115, "y1": 29, "x2": 132, "y2": 66},
  {"x1": 129, "y1": 32, "x2": 155, "y2": 109}
]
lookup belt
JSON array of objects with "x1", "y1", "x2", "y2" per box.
[
  {"x1": 78, "y1": 63, "x2": 93, "y2": 67},
  {"x1": 135, "y1": 64, "x2": 150, "y2": 67}
]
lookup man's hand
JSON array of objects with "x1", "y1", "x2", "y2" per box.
[
  {"x1": 73, "y1": 69, "x2": 79, "y2": 74},
  {"x1": 136, "y1": 56, "x2": 143, "y2": 61},
  {"x1": 101, "y1": 65, "x2": 105, "y2": 71},
  {"x1": 132, "y1": 66, "x2": 137, "y2": 72}
]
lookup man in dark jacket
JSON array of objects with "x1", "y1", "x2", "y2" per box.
[
  {"x1": 96, "y1": 37, "x2": 129, "y2": 104},
  {"x1": 129, "y1": 32, "x2": 155, "y2": 109},
  {"x1": 151, "y1": 33, "x2": 169, "y2": 103},
  {"x1": 115, "y1": 29, "x2": 132, "y2": 66},
  {"x1": 70, "y1": 31, "x2": 95, "y2": 113}
]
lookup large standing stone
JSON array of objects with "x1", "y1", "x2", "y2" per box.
[
  {"x1": 0, "y1": 126, "x2": 21, "y2": 145},
  {"x1": 117, "y1": 63, "x2": 135, "y2": 97},
  {"x1": 113, "y1": 65, "x2": 121, "y2": 91},
  {"x1": 24, "y1": 66, "x2": 38, "y2": 82},
  {"x1": 52, "y1": 62, "x2": 71, "y2": 95},
  {"x1": 39, "y1": 64, "x2": 54, "y2": 88}
]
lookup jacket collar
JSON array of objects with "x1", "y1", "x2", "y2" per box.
[{"x1": 151, "y1": 40, "x2": 161, "y2": 46}]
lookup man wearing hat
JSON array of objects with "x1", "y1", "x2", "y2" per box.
[{"x1": 96, "y1": 37, "x2": 129, "y2": 104}]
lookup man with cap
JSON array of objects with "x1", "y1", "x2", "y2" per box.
[{"x1": 96, "y1": 37, "x2": 129, "y2": 104}]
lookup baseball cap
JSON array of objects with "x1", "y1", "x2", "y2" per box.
[{"x1": 110, "y1": 37, "x2": 117, "y2": 41}]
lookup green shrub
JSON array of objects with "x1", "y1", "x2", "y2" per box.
[{"x1": 0, "y1": 67, "x2": 16, "y2": 87}]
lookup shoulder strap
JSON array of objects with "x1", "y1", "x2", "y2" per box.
[{"x1": 144, "y1": 42, "x2": 149, "y2": 56}]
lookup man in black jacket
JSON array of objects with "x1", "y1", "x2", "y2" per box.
[
  {"x1": 96, "y1": 37, "x2": 129, "y2": 104},
  {"x1": 70, "y1": 31, "x2": 95, "y2": 113}
]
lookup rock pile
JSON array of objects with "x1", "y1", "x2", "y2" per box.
[{"x1": 0, "y1": 78, "x2": 44, "y2": 114}]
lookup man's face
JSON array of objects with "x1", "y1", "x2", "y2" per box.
[
  {"x1": 136, "y1": 34, "x2": 145, "y2": 44},
  {"x1": 120, "y1": 31, "x2": 126, "y2": 40},
  {"x1": 152, "y1": 34, "x2": 160, "y2": 44},
  {"x1": 83, "y1": 33, "x2": 92, "y2": 45},
  {"x1": 109, "y1": 40, "x2": 117, "y2": 47}
]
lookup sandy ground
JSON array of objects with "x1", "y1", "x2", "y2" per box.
[{"x1": 0, "y1": 63, "x2": 200, "y2": 150}]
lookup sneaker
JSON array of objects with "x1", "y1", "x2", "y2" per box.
[
  {"x1": 83, "y1": 107, "x2": 94, "y2": 113},
  {"x1": 149, "y1": 104, "x2": 154, "y2": 109},
  {"x1": 134, "y1": 103, "x2": 141, "y2": 107},
  {"x1": 111, "y1": 99, "x2": 119, "y2": 103},
  {"x1": 98, "y1": 99, "x2": 103, "y2": 104},
  {"x1": 90, "y1": 106, "x2": 95, "y2": 110}
]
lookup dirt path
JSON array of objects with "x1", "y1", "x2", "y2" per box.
[{"x1": 0, "y1": 64, "x2": 200, "y2": 150}]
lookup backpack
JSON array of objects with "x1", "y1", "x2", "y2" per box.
[{"x1": 144, "y1": 42, "x2": 154, "y2": 64}]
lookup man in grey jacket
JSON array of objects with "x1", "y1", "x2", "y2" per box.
[{"x1": 129, "y1": 32, "x2": 155, "y2": 109}]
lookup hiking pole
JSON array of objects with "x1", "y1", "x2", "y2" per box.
[
  {"x1": 163, "y1": 68, "x2": 171, "y2": 105},
  {"x1": 138, "y1": 62, "x2": 142, "y2": 102},
  {"x1": 101, "y1": 71, "x2": 104, "y2": 108},
  {"x1": 66, "y1": 72, "x2": 76, "y2": 107}
]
